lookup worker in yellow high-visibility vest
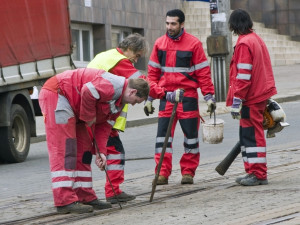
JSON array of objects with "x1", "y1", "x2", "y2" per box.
[{"x1": 87, "y1": 33, "x2": 153, "y2": 204}]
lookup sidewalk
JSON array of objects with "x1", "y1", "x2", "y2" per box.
[{"x1": 33, "y1": 64, "x2": 300, "y2": 141}]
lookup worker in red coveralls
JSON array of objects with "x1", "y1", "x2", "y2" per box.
[
  {"x1": 39, "y1": 68, "x2": 149, "y2": 214},
  {"x1": 227, "y1": 9, "x2": 277, "y2": 186},
  {"x1": 145, "y1": 9, "x2": 216, "y2": 185},
  {"x1": 87, "y1": 33, "x2": 149, "y2": 204}
]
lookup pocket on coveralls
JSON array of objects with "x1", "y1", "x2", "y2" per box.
[{"x1": 55, "y1": 94, "x2": 75, "y2": 124}]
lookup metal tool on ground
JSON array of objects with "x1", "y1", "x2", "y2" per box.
[
  {"x1": 91, "y1": 128, "x2": 122, "y2": 209},
  {"x1": 215, "y1": 141, "x2": 241, "y2": 175},
  {"x1": 150, "y1": 102, "x2": 178, "y2": 202}
]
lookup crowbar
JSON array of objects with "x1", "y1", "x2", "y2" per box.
[
  {"x1": 91, "y1": 128, "x2": 122, "y2": 209},
  {"x1": 150, "y1": 102, "x2": 178, "y2": 202}
]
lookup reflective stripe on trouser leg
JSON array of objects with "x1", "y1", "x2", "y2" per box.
[
  {"x1": 74, "y1": 123, "x2": 97, "y2": 203},
  {"x1": 105, "y1": 134, "x2": 125, "y2": 197},
  {"x1": 239, "y1": 101, "x2": 267, "y2": 179},
  {"x1": 154, "y1": 116, "x2": 177, "y2": 178},
  {"x1": 39, "y1": 89, "x2": 78, "y2": 206},
  {"x1": 179, "y1": 117, "x2": 200, "y2": 176},
  {"x1": 241, "y1": 146, "x2": 250, "y2": 173}
]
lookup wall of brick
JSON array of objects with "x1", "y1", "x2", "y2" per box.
[{"x1": 230, "y1": 0, "x2": 300, "y2": 41}]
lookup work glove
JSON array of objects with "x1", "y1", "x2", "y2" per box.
[
  {"x1": 204, "y1": 94, "x2": 216, "y2": 116},
  {"x1": 231, "y1": 97, "x2": 243, "y2": 120},
  {"x1": 165, "y1": 89, "x2": 184, "y2": 104},
  {"x1": 144, "y1": 96, "x2": 155, "y2": 116}
]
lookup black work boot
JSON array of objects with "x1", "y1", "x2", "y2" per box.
[
  {"x1": 106, "y1": 192, "x2": 136, "y2": 204},
  {"x1": 84, "y1": 199, "x2": 112, "y2": 210},
  {"x1": 240, "y1": 174, "x2": 268, "y2": 186},
  {"x1": 57, "y1": 201, "x2": 93, "y2": 214}
]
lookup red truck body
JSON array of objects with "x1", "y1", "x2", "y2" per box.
[{"x1": 0, "y1": 0, "x2": 73, "y2": 163}]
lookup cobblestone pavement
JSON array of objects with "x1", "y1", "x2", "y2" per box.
[{"x1": 1, "y1": 145, "x2": 299, "y2": 225}]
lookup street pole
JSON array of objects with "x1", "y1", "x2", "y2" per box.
[{"x1": 207, "y1": 0, "x2": 232, "y2": 102}]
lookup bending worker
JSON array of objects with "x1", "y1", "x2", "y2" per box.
[
  {"x1": 145, "y1": 9, "x2": 216, "y2": 185},
  {"x1": 39, "y1": 68, "x2": 149, "y2": 214},
  {"x1": 87, "y1": 33, "x2": 149, "y2": 204}
]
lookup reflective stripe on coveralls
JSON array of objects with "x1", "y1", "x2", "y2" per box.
[{"x1": 148, "y1": 60, "x2": 209, "y2": 74}]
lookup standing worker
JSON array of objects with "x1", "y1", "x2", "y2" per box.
[
  {"x1": 87, "y1": 33, "x2": 150, "y2": 203},
  {"x1": 39, "y1": 68, "x2": 149, "y2": 213},
  {"x1": 145, "y1": 9, "x2": 216, "y2": 185},
  {"x1": 227, "y1": 9, "x2": 277, "y2": 186}
]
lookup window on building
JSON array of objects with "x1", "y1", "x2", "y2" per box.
[
  {"x1": 111, "y1": 27, "x2": 132, "y2": 48},
  {"x1": 71, "y1": 23, "x2": 93, "y2": 68}
]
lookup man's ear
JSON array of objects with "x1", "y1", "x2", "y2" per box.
[{"x1": 130, "y1": 88, "x2": 138, "y2": 96}]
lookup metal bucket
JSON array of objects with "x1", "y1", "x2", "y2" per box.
[{"x1": 202, "y1": 118, "x2": 224, "y2": 144}]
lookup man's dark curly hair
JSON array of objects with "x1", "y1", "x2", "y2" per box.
[{"x1": 166, "y1": 9, "x2": 185, "y2": 24}]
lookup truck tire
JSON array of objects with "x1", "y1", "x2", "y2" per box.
[{"x1": 0, "y1": 104, "x2": 30, "y2": 163}]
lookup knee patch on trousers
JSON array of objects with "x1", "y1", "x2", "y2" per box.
[
  {"x1": 241, "y1": 106, "x2": 250, "y2": 119},
  {"x1": 240, "y1": 126, "x2": 256, "y2": 147},
  {"x1": 82, "y1": 151, "x2": 92, "y2": 164},
  {"x1": 65, "y1": 138, "x2": 77, "y2": 170}
]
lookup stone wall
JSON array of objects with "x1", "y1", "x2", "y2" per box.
[{"x1": 230, "y1": 0, "x2": 300, "y2": 41}]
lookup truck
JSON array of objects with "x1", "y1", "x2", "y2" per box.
[{"x1": 0, "y1": 0, "x2": 74, "y2": 163}]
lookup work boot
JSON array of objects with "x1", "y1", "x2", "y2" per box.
[
  {"x1": 106, "y1": 192, "x2": 136, "y2": 204},
  {"x1": 181, "y1": 174, "x2": 194, "y2": 184},
  {"x1": 56, "y1": 201, "x2": 93, "y2": 214},
  {"x1": 240, "y1": 174, "x2": 268, "y2": 186},
  {"x1": 84, "y1": 199, "x2": 112, "y2": 210},
  {"x1": 235, "y1": 174, "x2": 251, "y2": 184},
  {"x1": 153, "y1": 175, "x2": 168, "y2": 185}
]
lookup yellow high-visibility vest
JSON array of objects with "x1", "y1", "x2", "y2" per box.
[{"x1": 87, "y1": 49, "x2": 128, "y2": 132}]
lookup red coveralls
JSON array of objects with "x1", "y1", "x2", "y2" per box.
[
  {"x1": 226, "y1": 32, "x2": 277, "y2": 179},
  {"x1": 148, "y1": 30, "x2": 215, "y2": 178},
  {"x1": 38, "y1": 68, "x2": 126, "y2": 206},
  {"x1": 87, "y1": 48, "x2": 145, "y2": 198}
]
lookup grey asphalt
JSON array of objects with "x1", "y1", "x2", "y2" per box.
[{"x1": 33, "y1": 63, "x2": 300, "y2": 142}]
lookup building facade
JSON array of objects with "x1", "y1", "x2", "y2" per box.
[{"x1": 69, "y1": 0, "x2": 183, "y2": 70}]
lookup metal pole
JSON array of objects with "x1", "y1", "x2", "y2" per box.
[
  {"x1": 91, "y1": 128, "x2": 122, "y2": 209},
  {"x1": 150, "y1": 102, "x2": 178, "y2": 202},
  {"x1": 209, "y1": 0, "x2": 232, "y2": 101}
]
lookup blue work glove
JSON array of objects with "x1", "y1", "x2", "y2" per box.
[
  {"x1": 144, "y1": 96, "x2": 155, "y2": 116},
  {"x1": 166, "y1": 89, "x2": 184, "y2": 104},
  {"x1": 204, "y1": 94, "x2": 216, "y2": 116},
  {"x1": 231, "y1": 97, "x2": 243, "y2": 120}
]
